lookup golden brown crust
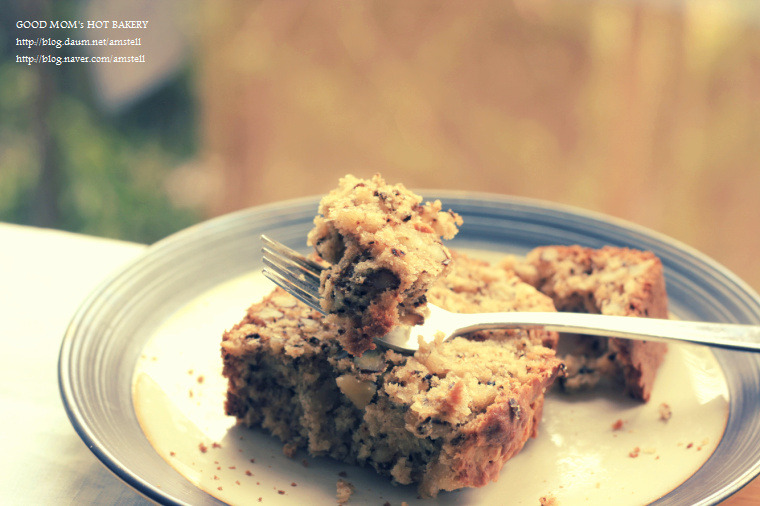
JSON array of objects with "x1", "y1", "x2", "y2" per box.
[{"x1": 438, "y1": 368, "x2": 559, "y2": 495}]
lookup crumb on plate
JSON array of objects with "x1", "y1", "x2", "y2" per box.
[{"x1": 337, "y1": 478, "x2": 355, "y2": 505}]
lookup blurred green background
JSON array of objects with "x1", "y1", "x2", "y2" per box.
[{"x1": 1, "y1": 0, "x2": 201, "y2": 243}]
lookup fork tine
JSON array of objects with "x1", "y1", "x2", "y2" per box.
[
  {"x1": 261, "y1": 235, "x2": 325, "y2": 313},
  {"x1": 262, "y1": 255, "x2": 321, "y2": 300},
  {"x1": 262, "y1": 264, "x2": 325, "y2": 314},
  {"x1": 261, "y1": 235, "x2": 324, "y2": 277},
  {"x1": 262, "y1": 247, "x2": 322, "y2": 286}
]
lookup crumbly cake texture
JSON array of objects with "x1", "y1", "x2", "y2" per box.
[
  {"x1": 504, "y1": 245, "x2": 669, "y2": 401},
  {"x1": 306, "y1": 174, "x2": 462, "y2": 356},
  {"x1": 336, "y1": 478, "x2": 354, "y2": 504},
  {"x1": 222, "y1": 253, "x2": 562, "y2": 498}
]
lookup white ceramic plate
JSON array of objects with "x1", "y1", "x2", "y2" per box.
[{"x1": 60, "y1": 193, "x2": 760, "y2": 505}]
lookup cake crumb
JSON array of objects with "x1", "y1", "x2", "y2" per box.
[
  {"x1": 198, "y1": 442, "x2": 208, "y2": 453},
  {"x1": 283, "y1": 442, "x2": 297, "y2": 458},
  {"x1": 540, "y1": 495, "x2": 559, "y2": 506},
  {"x1": 659, "y1": 403, "x2": 672, "y2": 421},
  {"x1": 197, "y1": 375, "x2": 204, "y2": 384},
  {"x1": 337, "y1": 478, "x2": 355, "y2": 505},
  {"x1": 611, "y1": 419, "x2": 625, "y2": 431},
  {"x1": 629, "y1": 446, "x2": 641, "y2": 458}
]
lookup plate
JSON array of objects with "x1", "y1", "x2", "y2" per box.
[{"x1": 59, "y1": 193, "x2": 760, "y2": 505}]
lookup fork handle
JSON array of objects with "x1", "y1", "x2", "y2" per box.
[{"x1": 450, "y1": 312, "x2": 760, "y2": 352}]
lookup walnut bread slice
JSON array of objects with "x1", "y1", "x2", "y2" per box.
[{"x1": 222, "y1": 253, "x2": 562, "y2": 497}]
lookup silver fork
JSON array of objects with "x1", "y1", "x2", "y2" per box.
[{"x1": 261, "y1": 235, "x2": 760, "y2": 354}]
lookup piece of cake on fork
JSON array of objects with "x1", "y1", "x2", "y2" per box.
[{"x1": 306, "y1": 174, "x2": 462, "y2": 356}]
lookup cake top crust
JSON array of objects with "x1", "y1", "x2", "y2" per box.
[{"x1": 308, "y1": 174, "x2": 461, "y2": 258}]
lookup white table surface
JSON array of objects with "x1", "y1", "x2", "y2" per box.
[{"x1": 0, "y1": 222, "x2": 151, "y2": 505}]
